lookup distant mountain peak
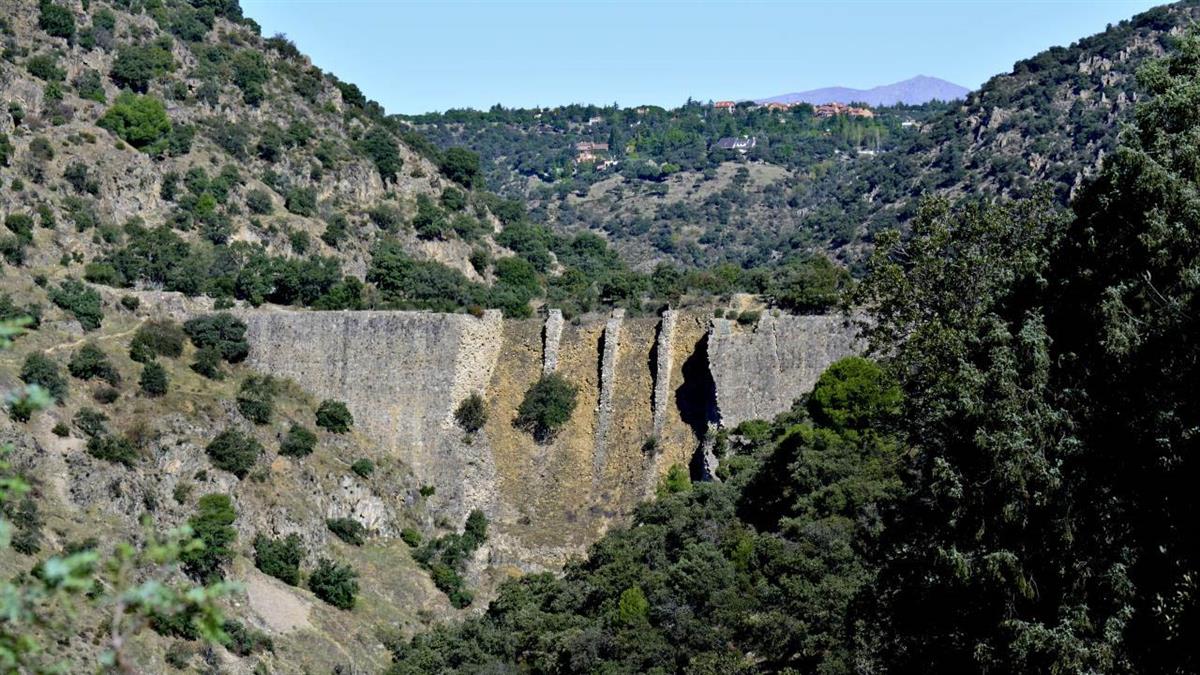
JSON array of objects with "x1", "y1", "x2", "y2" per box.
[{"x1": 756, "y1": 76, "x2": 970, "y2": 106}]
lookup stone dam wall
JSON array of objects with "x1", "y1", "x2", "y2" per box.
[{"x1": 238, "y1": 308, "x2": 861, "y2": 567}]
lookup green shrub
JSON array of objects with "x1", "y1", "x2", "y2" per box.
[
  {"x1": 26, "y1": 53, "x2": 65, "y2": 82},
  {"x1": 129, "y1": 319, "x2": 185, "y2": 362},
  {"x1": 308, "y1": 558, "x2": 358, "y2": 610},
  {"x1": 109, "y1": 43, "x2": 173, "y2": 93},
  {"x1": 51, "y1": 421, "x2": 69, "y2": 437},
  {"x1": 279, "y1": 424, "x2": 316, "y2": 458},
  {"x1": 4, "y1": 214, "x2": 33, "y2": 240},
  {"x1": 252, "y1": 533, "x2": 303, "y2": 586},
  {"x1": 180, "y1": 494, "x2": 237, "y2": 582},
  {"x1": 736, "y1": 310, "x2": 761, "y2": 326},
  {"x1": 315, "y1": 400, "x2": 353, "y2": 433},
  {"x1": 38, "y1": 1, "x2": 76, "y2": 40},
  {"x1": 0, "y1": 234, "x2": 27, "y2": 266},
  {"x1": 366, "y1": 240, "x2": 486, "y2": 312},
  {"x1": 286, "y1": 230, "x2": 311, "y2": 255},
  {"x1": 50, "y1": 279, "x2": 103, "y2": 331},
  {"x1": 469, "y1": 247, "x2": 491, "y2": 275},
  {"x1": 7, "y1": 395, "x2": 38, "y2": 423},
  {"x1": 617, "y1": 587, "x2": 650, "y2": 626},
  {"x1": 807, "y1": 356, "x2": 901, "y2": 432},
  {"x1": 68, "y1": 343, "x2": 120, "y2": 385},
  {"x1": 206, "y1": 429, "x2": 262, "y2": 478},
  {"x1": 72, "y1": 69, "x2": 106, "y2": 103},
  {"x1": 82, "y1": 260, "x2": 121, "y2": 285},
  {"x1": 236, "y1": 375, "x2": 277, "y2": 425},
  {"x1": 413, "y1": 509, "x2": 488, "y2": 608},
  {"x1": 350, "y1": 458, "x2": 373, "y2": 479},
  {"x1": 0, "y1": 293, "x2": 40, "y2": 327},
  {"x1": 284, "y1": 186, "x2": 316, "y2": 216},
  {"x1": 149, "y1": 605, "x2": 202, "y2": 640},
  {"x1": 20, "y1": 353, "x2": 67, "y2": 402},
  {"x1": 230, "y1": 50, "x2": 268, "y2": 105},
  {"x1": 92, "y1": 386, "x2": 119, "y2": 404},
  {"x1": 7, "y1": 495, "x2": 42, "y2": 555},
  {"x1": 359, "y1": 126, "x2": 402, "y2": 183},
  {"x1": 326, "y1": 517, "x2": 365, "y2": 546},
  {"x1": 368, "y1": 203, "x2": 403, "y2": 232},
  {"x1": 440, "y1": 187, "x2": 467, "y2": 212},
  {"x1": 454, "y1": 393, "x2": 488, "y2": 433},
  {"x1": 190, "y1": 345, "x2": 223, "y2": 380},
  {"x1": 97, "y1": 92, "x2": 172, "y2": 153},
  {"x1": 320, "y1": 215, "x2": 348, "y2": 249},
  {"x1": 515, "y1": 373, "x2": 577, "y2": 441},
  {"x1": 63, "y1": 161, "x2": 98, "y2": 194},
  {"x1": 86, "y1": 433, "x2": 137, "y2": 467},
  {"x1": 139, "y1": 361, "x2": 168, "y2": 397},
  {"x1": 430, "y1": 563, "x2": 471, "y2": 608},
  {"x1": 183, "y1": 313, "x2": 248, "y2": 363},
  {"x1": 400, "y1": 527, "x2": 422, "y2": 548},
  {"x1": 119, "y1": 295, "x2": 140, "y2": 311},
  {"x1": 412, "y1": 194, "x2": 447, "y2": 240},
  {"x1": 245, "y1": 188, "x2": 273, "y2": 215},
  {"x1": 221, "y1": 619, "x2": 273, "y2": 657},
  {"x1": 657, "y1": 463, "x2": 691, "y2": 496},
  {"x1": 439, "y1": 147, "x2": 481, "y2": 187}
]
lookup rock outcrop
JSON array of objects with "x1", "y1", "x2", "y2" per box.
[
  {"x1": 240, "y1": 310, "x2": 505, "y2": 523},
  {"x1": 592, "y1": 308, "x2": 624, "y2": 484},
  {"x1": 234, "y1": 307, "x2": 860, "y2": 567},
  {"x1": 708, "y1": 313, "x2": 863, "y2": 427},
  {"x1": 542, "y1": 309, "x2": 564, "y2": 374}
]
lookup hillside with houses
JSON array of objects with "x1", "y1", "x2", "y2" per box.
[
  {"x1": 399, "y1": 97, "x2": 925, "y2": 268},
  {"x1": 400, "y1": 4, "x2": 1195, "y2": 271}
]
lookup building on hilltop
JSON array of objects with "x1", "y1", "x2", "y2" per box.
[
  {"x1": 814, "y1": 102, "x2": 875, "y2": 118},
  {"x1": 714, "y1": 100, "x2": 736, "y2": 112},
  {"x1": 575, "y1": 141, "x2": 611, "y2": 165},
  {"x1": 715, "y1": 136, "x2": 757, "y2": 153}
]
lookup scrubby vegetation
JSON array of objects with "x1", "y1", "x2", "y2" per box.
[
  {"x1": 236, "y1": 374, "x2": 277, "y2": 424},
  {"x1": 278, "y1": 423, "x2": 316, "y2": 458},
  {"x1": 315, "y1": 399, "x2": 353, "y2": 433},
  {"x1": 49, "y1": 279, "x2": 103, "y2": 331},
  {"x1": 514, "y1": 373, "x2": 577, "y2": 441},
  {"x1": 85, "y1": 433, "x2": 138, "y2": 467},
  {"x1": 183, "y1": 313, "x2": 249, "y2": 363},
  {"x1": 412, "y1": 510, "x2": 488, "y2": 609},
  {"x1": 253, "y1": 533, "x2": 304, "y2": 586},
  {"x1": 326, "y1": 517, "x2": 366, "y2": 546},
  {"x1": 68, "y1": 343, "x2": 120, "y2": 386},
  {"x1": 454, "y1": 393, "x2": 487, "y2": 433},
  {"x1": 139, "y1": 360, "x2": 168, "y2": 397},
  {"x1": 181, "y1": 494, "x2": 237, "y2": 583},
  {"x1": 19, "y1": 353, "x2": 67, "y2": 403},
  {"x1": 205, "y1": 428, "x2": 261, "y2": 478},
  {"x1": 129, "y1": 320, "x2": 186, "y2": 363},
  {"x1": 350, "y1": 458, "x2": 373, "y2": 479},
  {"x1": 308, "y1": 558, "x2": 359, "y2": 610}
]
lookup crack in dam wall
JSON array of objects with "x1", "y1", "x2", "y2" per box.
[{"x1": 237, "y1": 308, "x2": 861, "y2": 567}]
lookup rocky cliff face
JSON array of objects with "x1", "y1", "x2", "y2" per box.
[
  {"x1": 708, "y1": 313, "x2": 864, "y2": 427},
  {"x1": 236, "y1": 307, "x2": 862, "y2": 567}
]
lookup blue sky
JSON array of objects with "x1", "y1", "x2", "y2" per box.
[{"x1": 241, "y1": 0, "x2": 1163, "y2": 114}]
